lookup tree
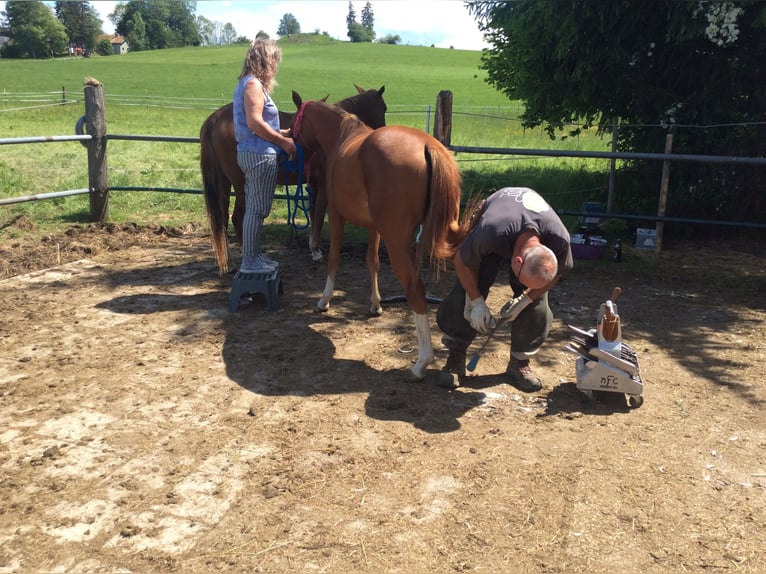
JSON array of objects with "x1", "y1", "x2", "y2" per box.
[
  {"x1": 347, "y1": 1, "x2": 374, "y2": 42},
  {"x1": 114, "y1": 0, "x2": 200, "y2": 50},
  {"x1": 196, "y1": 14, "x2": 215, "y2": 46},
  {"x1": 347, "y1": 21, "x2": 374, "y2": 43},
  {"x1": 1, "y1": 0, "x2": 68, "y2": 58},
  {"x1": 95, "y1": 37, "x2": 112, "y2": 56},
  {"x1": 378, "y1": 34, "x2": 400, "y2": 45},
  {"x1": 54, "y1": 1, "x2": 102, "y2": 50},
  {"x1": 467, "y1": 0, "x2": 766, "y2": 227},
  {"x1": 361, "y1": 1, "x2": 375, "y2": 38},
  {"x1": 220, "y1": 23, "x2": 237, "y2": 45},
  {"x1": 124, "y1": 11, "x2": 146, "y2": 52},
  {"x1": 277, "y1": 13, "x2": 300, "y2": 36},
  {"x1": 346, "y1": 1, "x2": 356, "y2": 31}
]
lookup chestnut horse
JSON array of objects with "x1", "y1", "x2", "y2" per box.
[
  {"x1": 292, "y1": 100, "x2": 464, "y2": 379},
  {"x1": 200, "y1": 85, "x2": 387, "y2": 274}
]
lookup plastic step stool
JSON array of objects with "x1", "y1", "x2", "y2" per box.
[{"x1": 228, "y1": 268, "x2": 282, "y2": 312}]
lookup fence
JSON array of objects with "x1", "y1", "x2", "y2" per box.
[{"x1": 2, "y1": 84, "x2": 766, "y2": 258}]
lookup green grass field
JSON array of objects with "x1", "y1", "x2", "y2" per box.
[{"x1": 0, "y1": 35, "x2": 614, "y2": 237}]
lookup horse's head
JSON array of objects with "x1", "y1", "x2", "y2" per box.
[
  {"x1": 292, "y1": 100, "x2": 322, "y2": 155},
  {"x1": 341, "y1": 84, "x2": 387, "y2": 129}
]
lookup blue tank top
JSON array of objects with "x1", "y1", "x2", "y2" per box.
[{"x1": 233, "y1": 75, "x2": 281, "y2": 154}]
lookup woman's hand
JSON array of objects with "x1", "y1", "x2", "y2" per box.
[{"x1": 282, "y1": 136, "x2": 297, "y2": 160}]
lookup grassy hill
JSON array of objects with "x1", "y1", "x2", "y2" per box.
[
  {"x1": 0, "y1": 34, "x2": 510, "y2": 111},
  {"x1": 0, "y1": 34, "x2": 611, "y2": 235}
]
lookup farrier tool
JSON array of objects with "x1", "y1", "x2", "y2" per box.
[{"x1": 564, "y1": 287, "x2": 645, "y2": 407}]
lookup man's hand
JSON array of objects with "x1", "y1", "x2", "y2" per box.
[
  {"x1": 500, "y1": 294, "x2": 533, "y2": 321},
  {"x1": 464, "y1": 295, "x2": 496, "y2": 334}
]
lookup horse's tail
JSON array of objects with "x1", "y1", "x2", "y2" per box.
[
  {"x1": 200, "y1": 114, "x2": 230, "y2": 275},
  {"x1": 418, "y1": 143, "x2": 464, "y2": 271}
]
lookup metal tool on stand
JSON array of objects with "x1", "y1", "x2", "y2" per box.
[{"x1": 564, "y1": 287, "x2": 644, "y2": 408}]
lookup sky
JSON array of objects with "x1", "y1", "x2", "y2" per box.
[{"x1": 2, "y1": 1, "x2": 490, "y2": 51}]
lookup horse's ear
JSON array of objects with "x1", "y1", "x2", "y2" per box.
[
  {"x1": 354, "y1": 84, "x2": 365, "y2": 94},
  {"x1": 320, "y1": 94, "x2": 329, "y2": 102},
  {"x1": 378, "y1": 85, "x2": 385, "y2": 96},
  {"x1": 292, "y1": 90, "x2": 303, "y2": 109}
]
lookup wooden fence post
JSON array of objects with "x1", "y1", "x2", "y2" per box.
[
  {"x1": 655, "y1": 131, "x2": 673, "y2": 264},
  {"x1": 607, "y1": 117, "x2": 618, "y2": 214},
  {"x1": 433, "y1": 90, "x2": 453, "y2": 147},
  {"x1": 84, "y1": 78, "x2": 109, "y2": 222}
]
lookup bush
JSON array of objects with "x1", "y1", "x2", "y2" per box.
[{"x1": 96, "y1": 39, "x2": 112, "y2": 56}]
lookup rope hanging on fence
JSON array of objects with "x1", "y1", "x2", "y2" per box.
[{"x1": 279, "y1": 143, "x2": 311, "y2": 231}]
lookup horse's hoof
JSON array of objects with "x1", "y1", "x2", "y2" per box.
[
  {"x1": 317, "y1": 300, "x2": 330, "y2": 312},
  {"x1": 410, "y1": 363, "x2": 428, "y2": 381},
  {"x1": 369, "y1": 305, "x2": 383, "y2": 316},
  {"x1": 311, "y1": 251, "x2": 324, "y2": 263}
]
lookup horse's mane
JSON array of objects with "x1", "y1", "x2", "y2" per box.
[{"x1": 332, "y1": 105, "x2": 369, "y2": 140}]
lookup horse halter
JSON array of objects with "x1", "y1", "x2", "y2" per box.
[
  {"x1": 292, "y1": 101, "x2": 308, "y2": 146},
  {"x1": 291, "y1": 101, "x2": 314, "y2": 172}
]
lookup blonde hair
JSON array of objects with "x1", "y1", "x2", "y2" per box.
[{"x1": 239, "y1": 39, "x2": 282, "y2": 94}]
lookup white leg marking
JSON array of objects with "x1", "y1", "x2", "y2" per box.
[{"x1": 410, "y1": 312, "x2": 434, "y2": 380}]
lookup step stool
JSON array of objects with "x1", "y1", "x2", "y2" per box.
[{"x1": 228, "y1": 268, "x2": 283, "y2": 312}]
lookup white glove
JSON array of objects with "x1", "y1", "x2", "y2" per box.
[
  {"x1": 500, "y1": 294, "x2": 533, "y2": 321},
  {"x1": 464, "y1": 295, "x2": 496, "y2": 334}
]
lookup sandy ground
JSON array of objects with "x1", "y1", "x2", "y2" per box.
[{"x1": 0, "y1": 223, "x2": 764, "y2": 573}]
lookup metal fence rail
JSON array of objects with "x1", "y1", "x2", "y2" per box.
[{"x1": 2, "y1": 86, "x2": 765, "y2": 234}]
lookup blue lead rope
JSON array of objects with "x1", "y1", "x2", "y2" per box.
[{"x1": 280, "y1": 144, "x2": 312, "y2": 230}]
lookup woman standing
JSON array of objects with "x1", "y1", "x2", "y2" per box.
[{"x1": 233, "y1": 38, "x2": 296, "y2": 273}]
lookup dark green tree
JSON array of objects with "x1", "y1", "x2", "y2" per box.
[
  {"x1": 347, "y1": 21, "x2": 373, "y2": 43},
  {"x1": 115, "y1": 1, "x2": 200, "y2": 50},
  {"x1": 378, "y1": 34, "x2": 400, "y2": 45},
  {"x1": 346, "y1": 1, "x2": 373, "y2": 43},
  {"x1": 346, "y1": 1, "x2": 356, "y2": 31},
  {"x1": 277, "y1": 13, "x2": 300, "y2": 36},
  {"x1": 1, "y1": 0, "x2": 68, "y2": 58},
  {"x1": 124, "y1": 11, "x2": 146, "y2": 52},
  {"x1": 95, "y1": 37, "x2": 112, "y2": 56},
  {"x1": 467, "y1": 0, "x2": 766, "y2": 226},
  {"x1": 361, "y1": 1, "x2": 375, "y2": 38},
  {"x1": 54, "y1": 1, "x2": 102, "y2": 50}
]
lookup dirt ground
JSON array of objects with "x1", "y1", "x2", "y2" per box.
[{"x1": 0, "y1": 218, "x2": 764, "y2": 573}]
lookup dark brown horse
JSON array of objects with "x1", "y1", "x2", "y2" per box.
[
  {"x1": 200, "y1": 85, "x2": 387, "y2": 274},
  {"x1": 292, "y1": 100, "x2": 464, "y2": 379}
]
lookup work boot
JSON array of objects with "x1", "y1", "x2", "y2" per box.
[
  {"x1": 506, "y1": 356, "x2": 543, "y2": 393},
  {"x1": 437, "y1": 348, "x2": 466, "y2": 389}
]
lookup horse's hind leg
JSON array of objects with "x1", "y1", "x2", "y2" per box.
[
  {"x1": 318, "y1": 212, "x2": 345, "y2": 311},
  {"x1": 385, "y1": 243, "x2": 433, "y2": 379},
  {"x1": 366, "y1": 229, "x2": 382, "y2": 315}
]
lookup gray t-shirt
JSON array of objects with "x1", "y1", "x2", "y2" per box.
[{"x1": 460, "y1": 187, "x2": 573, "y2": 276}]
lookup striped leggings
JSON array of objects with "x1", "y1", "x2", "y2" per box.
[{"x1": 237, "y1": 151, "x2": 278, "y2": 257}]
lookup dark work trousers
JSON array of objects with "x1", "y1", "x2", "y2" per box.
[{"x1": 436, "y1": 254, "x2": 553, "y2": 358}]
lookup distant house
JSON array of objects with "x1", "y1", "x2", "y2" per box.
[{"x1": 109, "y1": 34, "x2": 128, "y2": 55}]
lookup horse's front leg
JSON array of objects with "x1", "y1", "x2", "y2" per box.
[
  {"x1": 318, "y1": 211, "x2": 344, "y2": 312},
  {"x1": 366, "y1": 229, "x2": 382, "y2": 315}
]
